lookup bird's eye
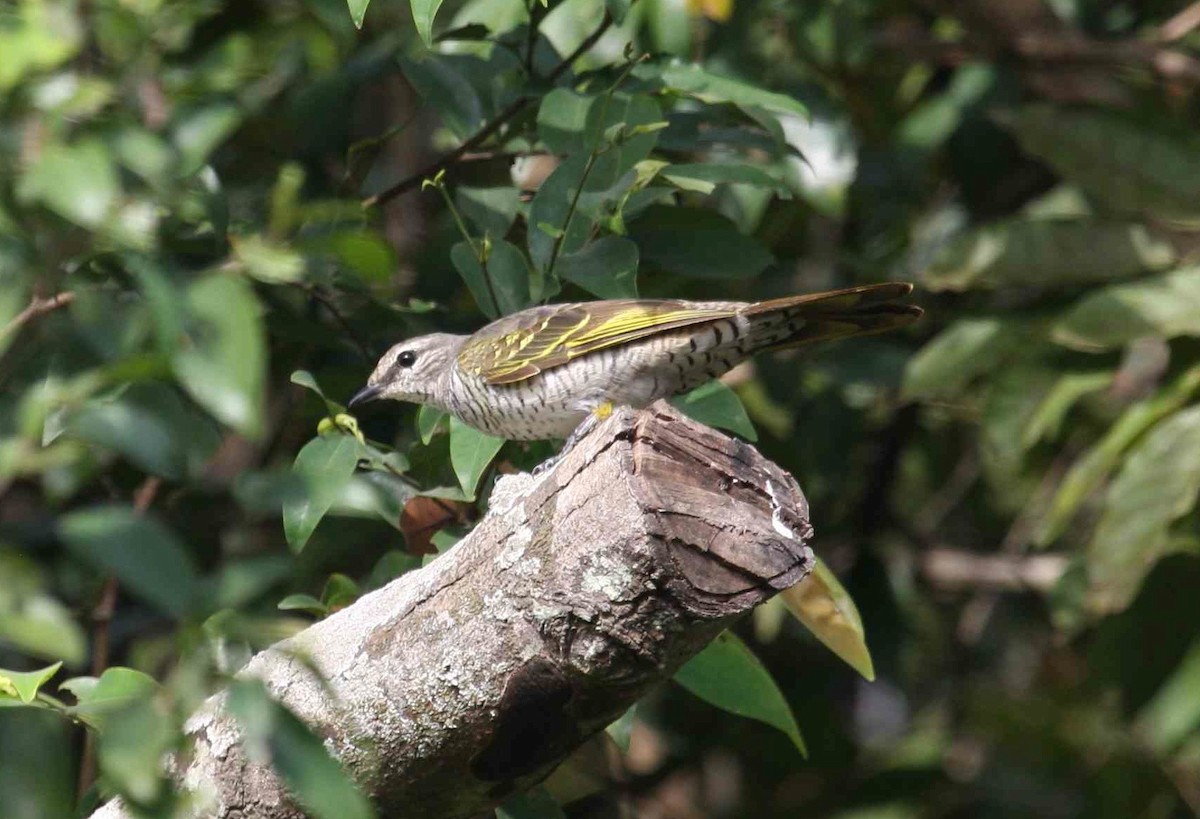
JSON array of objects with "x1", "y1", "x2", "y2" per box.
[{"x1": 397, "y1": 350, "x2": 417, "y2": 368}]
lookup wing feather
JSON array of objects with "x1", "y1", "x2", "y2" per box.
[{"x1": 457, "y1": 301, "x2": 738, "y2": 385}]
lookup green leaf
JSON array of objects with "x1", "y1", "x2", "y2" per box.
[
  {"x1": 233, "y1": 235, "x2": 306, "y2": 284},
  {"x1": 277, "y1": 594, "x2": 327, "y2": 616},
  {"x1": 450, "y1": 240, "x2": 532, "y2": 319},
  {"x1": 923, "y1": 220, "x2": 1175, "y2": 292},
  {"x1": 399, "y1": 55, "x2": 482, "y2": 141},
  {"x1": 1086, "y1": 405, "x2": 1200, "y2": 614},
  {"x1": 674, "y1": 631, "x2": 806, "y2": 756},
  {"x1": 0, "y1": 662, "x2": 61, "y2": 704},
  {"x1": 16, "y1": 139, "x2": 119, "y2": 228},
  {"x1": 903, "y1": 318, "x2": 1022, "y2": 401},
  {"x1": 67, "y1": 383, "x2": 221, "y2": 480},
  {"x1": 457, "y1": 187, "x2": 520, "y2": 240},
  {"x1": 630, "y1": 206, "x2": 773, "y2": 279},
  {"x1": 1053, "y1": 267, "x2": 1200, "y2": 351},
  {"x1": 411, "y1": 0, "x2": 445, "y2": 47},
  {"x1": 227, "y1": 679, "x2": 375, "y2": 819},
  {"x1": 1136, "y1": 637, "x2": 1200, "y2": 753},
  {"x1": 417, "y1": 405, "x2": 448, "y2": 444},
  {"x1": 1021, "y1": 372, "x2": 1112, "y2": 451},
  {"x1": 1037, "y1": 365, "x2": 1200, "y2": 545},
  {"x1": 778, "y1": 559, "x2": 874, "y2": 681},
  {"x1": 448, "y1": 416, "x2": 505, "y2": 499},
  {"x1": 496, "y1": 787, "x2": 567, "y2": 819},
  {"x1": 98, "y1": 697, "x2": 174, "y2": 804},
  {"x1": 284, "y1": 434, "x2": 362, "y2": 552},
  {"x1": 537, "y1": 89, "x2": 594, "y2": 155},
  {"x1": 556, "y1": 237, "x2": 639, "y2": 299},
  {"x1": 174, "y1": 103, "x2": 242, "y2": 175},
  {"x1": 59, "y1": 507, "x2": 199, "y2": 618},
  {"x1": 347, "y1": 0, "x2": 370, "y2": 28},
  {"x1": 66, "y1": 667, "x2": 158, "y2": 727},
  {"x1": 670, "y1": 380, "x2": 757, "y2": 441},
  {"x1": 0, "y1": 582, "x2": 86, "y2": 667},
  {"x1": 661, "y1": 162, "x2": 788, "y2": 194},
  {"x1": 1004, "y1": 105, "x2": 1200, "y2": 220},
  {"x1": 656, "y1": 62, "x2": 806, "y2": 117},
  {"x1": 174, "y1": 274, "x2": 267, "y2": 439}
]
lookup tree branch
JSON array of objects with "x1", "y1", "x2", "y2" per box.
[
  {"x1": 0, "y1": 291, "x2": 75, "y2": 348},
  {"x1": 87, "y1": 402, "x2": 814, "y2": 819},
  {"x1": 362, "y1": 12, "x2": 614, "y2": 209}
]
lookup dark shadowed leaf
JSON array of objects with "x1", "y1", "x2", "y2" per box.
[
  {"x1": 399, "y1": 54, "x2": 482, "y2": 140},
  {"x1": 450, "y1": 240, "x2": 532, "y2": 318},
  {"x1": 496, "y1": 787, "x2": 567, "y2": 819},
  {"x1": 59, "y1": 507, "x2": 198, "y2": 618},
  {"x1": 228, "y1": 680, "x2": 375, "y2": 819},
  {"x1": 448, "y1": 417, "x2": 505, "y2": 499},
  {"x1": 674, "y1": 631, "x2": 806, "y2": 755},
  {"x1": 903, "y1": 318, "x2": 1026, "y2": 400},
  {"x1": 923, "y1": 220, "x2": 1175, "y2": 291},
  {"x1": 457, "y1": 187, "x2": 520, "y2": 240},
  {"x1": 557, "y1": 236, "x2": 639, "y2": 299},
  {"x1": 284, "y1": 433, "x2": 362, "y2": 552},
  {"x1": 1005, "y1": 105, "x2": 1200, "y2": 220},
  {"x1": 671, "y1": 380, "x2": 757, "y2": 440},
  {"x1": 630, "y1": 206, "x2": 773, "y2": 279}
]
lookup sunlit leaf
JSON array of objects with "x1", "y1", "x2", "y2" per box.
[
  {"x1": 284, "y1": 433, "x2": 362, "y2": 552},
  {"x1": 411, "y1": 0, "x2": 445, "y2": 47},
  {"x1": 0, "y1": 662, "x2": 61, "y2": 704},
  {"x1": 174, "y1": 274, "x2": 267, "y2": 439},
  {"x1": 66, "y1": 667, "x2": 158, "y2": 727},
  {"x1": 779, "y1": 559, "x2": 874, "y2": 680},
  {"x1": 1136, "y1": 637, "x2": 1200, "y2": 753},
  {"x1": 903, "y1": 318, "x2": 1024, "y2": 401},
  {"x1": 1037, "y1": 365, "x2": 1200, "y2": 545},
  {"x1": 656, "y1": 62, "x2": 806, "y2": 117},
  {"x1": 16, "y1": 139, "x2": 119, "y2": 228},
  {"x1": 1086, "y1": 405, "x2": 1200, "y2": 614},
  {"x1": 674, "y1": 631, "x2": 806, "y2": 755},
  {"x1": 346, "y1": 0, "x2": 370, "y2": 28},
  {"x1": 59, "y1": 507, "x2": 199, "y2": 618},
  {"x1": 448, "y1": 417, "x2": 505, "y2": 500},
  {"x1": 1053, "y1": 267, "x2": 1200, "y2": 351},
  {"x1": 228, "y1": 679, "x2": 375, "y2": 819}
]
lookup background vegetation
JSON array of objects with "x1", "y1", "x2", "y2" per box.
[{"x1": 3, "y1": 0, "x2": 1200, "y2": 816}]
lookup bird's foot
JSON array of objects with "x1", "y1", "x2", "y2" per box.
[{"x1": 531, "y1": 402, "x2": 616, "y2": 477}]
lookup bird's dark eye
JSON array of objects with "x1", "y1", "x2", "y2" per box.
[{"x1": 397, "y1": 350, "x2": 417, "y2": 368}]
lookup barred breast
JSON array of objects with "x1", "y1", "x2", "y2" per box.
[{"x1": 444, "y1": 313, "x2": 775, "y2": 440}]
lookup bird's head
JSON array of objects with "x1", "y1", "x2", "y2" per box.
[{"x1": 349, "y1": 333, "x2": 462, "y2": 409}]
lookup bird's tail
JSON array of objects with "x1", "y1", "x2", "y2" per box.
[{"x1": 741, "y1": 283, "x2": 922, "y2": 352}]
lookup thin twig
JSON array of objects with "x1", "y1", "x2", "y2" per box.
[
  {"x1": 306, "y1": 285, "x2": 376, "y2": 362},
  {"x1": 363, "y1": 11, "x2": 613, "y2": 209},
  {"x1": 0, "y1": 291, "x2": 75, "y2": 346},
  {"x1": 77, "y1": 476, "x2": 162, "y2": 799}
]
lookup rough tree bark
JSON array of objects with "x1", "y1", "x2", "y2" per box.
[{"x1": 90, "y1": 401, "x2": 815, "y2": 819}]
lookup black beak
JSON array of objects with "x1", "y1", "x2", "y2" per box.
[{"x1": 348, "y1": 384, "x2": 382, "y2": 409}]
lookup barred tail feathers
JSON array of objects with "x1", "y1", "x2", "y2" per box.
[{"x1": 740, "y1": 283, "x2": 921, "y2": 352}]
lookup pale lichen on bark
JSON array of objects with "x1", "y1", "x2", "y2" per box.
[{"x1": 89, "y1": 401, "x2": 814, "y2": 819}]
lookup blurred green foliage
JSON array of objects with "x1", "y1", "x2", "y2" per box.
[{"x1": 2, "y1": 0, "x2": 1200, "y2": 817}]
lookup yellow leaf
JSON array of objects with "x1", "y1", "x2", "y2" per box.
[
  {"x1": 687, "y1": 0, "x2": 734, "y2": 22},
  {"x1": 780, "y1": 557, "x2": 876, "y2": 681}
]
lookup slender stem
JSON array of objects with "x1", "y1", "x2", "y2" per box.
[
  {"x1": 363, "y1": 11, "x2": 613, "y2": 209},
  {"x1": 0, "y1": 291, "x2": 75, "y2": 347},
  {"x1": 77, "y1": 476, "x2": 161, "y2": 800},
  {"x1": 433, "y1": 180, "x2": 502, "y2": 315}
]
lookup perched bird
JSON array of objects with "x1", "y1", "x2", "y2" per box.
[{"x1": 349, "y1": 283, "x2": 921, "y2": 441}]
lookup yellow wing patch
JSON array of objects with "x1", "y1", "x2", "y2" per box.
[{"x1": 457, "y1": 301, "x2": 736, "y2": 385}]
